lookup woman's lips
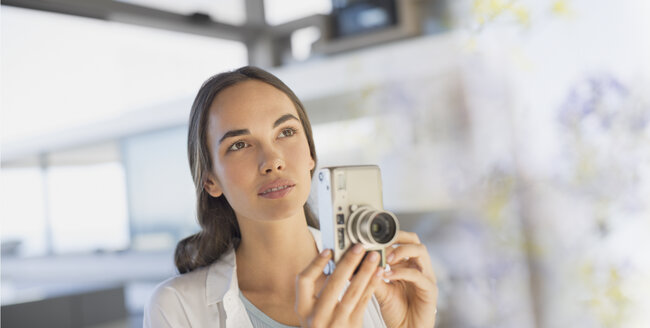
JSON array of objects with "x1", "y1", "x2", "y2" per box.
[
  {"x1": 258, "y1": 179, "x2": 296, "y2": 199},
  {"x1": 258, "y1": 184, "x2": 295, "y2": 199}
]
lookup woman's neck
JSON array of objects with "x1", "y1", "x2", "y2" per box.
[{"x1": 234, "y1": 211, "x2": 319, "y2": 297}]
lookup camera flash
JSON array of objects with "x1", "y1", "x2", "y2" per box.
[{"x1": 336, "y1": 172, "x2": 346, "y2": 190}]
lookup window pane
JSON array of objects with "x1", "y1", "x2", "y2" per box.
[
  {"x1": 47, "y1": 162, "x2": 130, "y2": 253},
  {"x1": 292, "y1": 26, "x2": 321, "y2": 61},
  {"x1": 122, "y1": 126, "x2": 198, "y2": 251},
  {"x1": 264, "y1": 0, "x2": 332, "y2": 25},
  {"x1": 117, "y1": 0, "x2": 246, "y2": 25},
  {"x1": 1, "y1": 6, "x2": 248, "y2": 143},
  {"x1": 0, "y1": 167, "x2": 48, "y2": 257}
]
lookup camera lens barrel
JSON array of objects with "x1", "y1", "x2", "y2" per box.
[{"x1": 348, "y1": 205, "x2": 399, "y2": 246}]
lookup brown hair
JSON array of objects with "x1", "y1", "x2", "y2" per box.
[{"x1": 175, "y1": 66, "x2": 319, "y2": 274}]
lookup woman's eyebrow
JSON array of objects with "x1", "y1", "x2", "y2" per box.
[
  {"x1": 219, "y1": 129, "x2": 249, "y2": 144},
  {"x1": 218, "y1": 114, "x2": 299, "y2": 144},
  {"x1": 273, "y1": 114, "x2": 299, "y2": 128}
]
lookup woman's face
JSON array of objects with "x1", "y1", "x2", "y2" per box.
[{"x1": 204, "y1": 80, "x2": 315, "y2": 222}]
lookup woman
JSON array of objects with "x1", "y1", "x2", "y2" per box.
[{"x1": 144, "y1": 66, "x2": 438, "y2": 327}]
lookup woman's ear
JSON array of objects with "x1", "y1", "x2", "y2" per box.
[
  {"x1": 309, "y1": 157, "x2": 315, "y2": 171},
  {"x1": 204, "y1": 172, "x2": 223, "y2": 198}
]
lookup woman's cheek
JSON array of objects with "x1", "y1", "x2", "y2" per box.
[
  {"x1": 217, "y1": 158, "x2": 247, "y2": 189},
  {"x1": 291, "y1": 138, "x2": 310, "y2": 158},
  {"x1": 224, "y1": 162, "x2": 252, "y2": 185}
]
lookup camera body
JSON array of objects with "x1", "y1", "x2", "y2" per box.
[{"x1": 317, "y1": 165, "x2": 399, "y2": 274}]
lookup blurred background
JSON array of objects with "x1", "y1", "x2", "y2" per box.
[{"x1": 1, "y1": 0, "x2": 649, "y2": 327}]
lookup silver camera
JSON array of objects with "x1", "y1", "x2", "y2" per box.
[{"x1": 317, "y1": 165, "x2": 399, "y2": 274}]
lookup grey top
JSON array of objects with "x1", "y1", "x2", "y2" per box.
[{"x1": 239, "y1": 291, "x2": 299, "y2": 328}]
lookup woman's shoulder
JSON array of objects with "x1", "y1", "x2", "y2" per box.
[
  {"x1": 146, "y1": 266, "x2": 211, "y2": 318},
  {"x1": 143, "y1": 267, "x2": 206, "y2": 327},
  {"x1": 144, "y1": 260, "x2": 231, "y2": 327},
  {"x1": 147, "y1": 251, "x2": 236, "y2": 306},
  {"x1": 151, "y1": 265, "x2": 210, "y2": 299}
]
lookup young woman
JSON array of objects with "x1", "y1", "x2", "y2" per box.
[{"x1": 144, "y1": 66, "x2": 438, "y2": 328}]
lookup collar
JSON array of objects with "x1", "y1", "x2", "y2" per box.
[{"x1": 205, "y1": 226, "x2": 322, "y2": 305}]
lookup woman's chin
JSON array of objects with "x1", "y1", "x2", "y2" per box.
[{"x1": 251, "y1": 200, "x2": 307, "y2": 222}]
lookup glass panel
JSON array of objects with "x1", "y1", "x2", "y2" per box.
[
  {"x1": 0, "y1": 167, "x2": 48, "y2": 257},
  {"x1": 291, "y1": 26, "x2": 321, "y2": 61},
  {"x1": 264, "y1": 0, "x2": 332, "y2": 25},
  {"x1": 117, "y1": 0, "x2": 246, "y2": 25},
  {"x1": 47, "y1": 162, "x2": 130, "y2": 254},
  {"x1": 1, "y1": 6, "x2": 247, "y2": 143},
  {"x1": 121, "y1": 126, "x2": 198, "y2": 251}
]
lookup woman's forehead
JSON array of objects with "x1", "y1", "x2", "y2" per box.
[{"x1": 207, "y1": 80, "x2": 299, "y2": 133}]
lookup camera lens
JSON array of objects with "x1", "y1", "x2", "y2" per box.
[
  {"x1": 348, "y1": 205, "x2": 399, "y2": 246},
  {"x1": 370, "y1": 213, "x2": 397, "y2": 244}
]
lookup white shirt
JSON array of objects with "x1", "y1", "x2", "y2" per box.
[{"x1": 143, "y1": 227, "x2": 388, "y2": 328}]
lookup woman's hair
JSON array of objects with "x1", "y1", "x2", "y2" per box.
[{"x1": 175, "y1": 66, "x2": 319, "y2": 274}]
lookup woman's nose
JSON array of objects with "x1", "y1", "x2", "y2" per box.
[{"x1": 259, "y1": 148, "x2": 285, "y2": 174}]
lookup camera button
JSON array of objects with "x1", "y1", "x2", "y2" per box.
[{"x1": 337, "y1": 228, "x2": 345, "y2": 249}]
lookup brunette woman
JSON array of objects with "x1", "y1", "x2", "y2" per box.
[{"x1": 144, "y1": 66, "x2": 438, "y2": 328}]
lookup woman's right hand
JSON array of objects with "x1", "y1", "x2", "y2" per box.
[{"x1": 295, "y1": 244, "x2": 385, "y2": 328}]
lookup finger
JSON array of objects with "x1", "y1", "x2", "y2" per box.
[
  {"x1": 384, "y1": 231, "x2": 418, "y2": 266},
  {"x1": 389, "y1": 260, "x2": 437, "y2": 284},
  {"x1": 385, "y1": 244, "x2": 398, "y2": 260},
  {"x1": 386, "y1": 231, "x2": 420, "y2": 268},
  {"x1": 384, "y1": 267, "x2": 437, "y2": 291},
  {"x1": 295, "y1": 249, "x2": 332, "y2": 316},
  {"x1": 387, "y1": 244, "x2": 423, "y2": 265},
  {"x1": 349, "y1": 266, "x2": 384, "y2": 324},
  {"x1": 337, "y1": 250, "x2": 381, "y2": 316},
  {"x1": 386, "y1": 244, "x2": 432, "y2": 276},
  {"x1": 314, "y1": 244, "x2": 366, "y2": 316},
  {"x1": 393, "y1": 230, "x2": 421, "y2": 245},
  {"x1": 387, "y1": 261, "x2": 418, "y2": 271}
]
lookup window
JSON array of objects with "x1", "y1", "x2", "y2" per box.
[
  {"x1": 0, "y1": 165, "x2": 48, "y2": 257},
  {"x1": 292, "y1": 27, "x2": 322, "y2": 61},
  {"x1": 264, "y1": 0, "x2": 332, "y2": 25},
  {"x1": 117, "y1": 0, "x2": 247, "y2": 25},
  {"x1": 47, "y1": 162, "x2": 130, "y2": 254},
  {"x1": 121, "y1": 126, "x2": 198, "y2": 251},
  {"x1": 1, "y1": 6, "x2": 248, "y2": 143}
]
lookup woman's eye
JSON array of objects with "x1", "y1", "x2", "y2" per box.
[
  {"x1": 279, "y1": 127, "x2": 297, "y2": 138},
  {"x1": 228, "y1": 141, "x2": 248, "y2": 151}
]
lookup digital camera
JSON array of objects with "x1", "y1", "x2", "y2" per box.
[{"x1": 317, "y1": 165, "x2": 399, "y2": 274}]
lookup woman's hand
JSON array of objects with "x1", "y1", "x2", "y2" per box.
[
  {"x1": 374, "y1": 231, "x2": 438, "y2": 328},
  {"x1": 295, "y1": 244, "x2": 385, "y2": 328}
]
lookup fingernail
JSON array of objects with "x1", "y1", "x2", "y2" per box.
[
  {"x1": 386, "y1": 253, "x2": 395, "y2": 263},
  {"x1": 320, "y1": 249, "x2": 331, "y2": 257},
  {"x1": 353, "y1": 244, "x2": 363, "y2": 254},
  {"x1": 368, "y1": 251, "x2": 379, "y2": 262},
  {"x1": 375, "y1": 267, "x2": 384, "y2": 277},
  {"x1": 384, "y1": 270, "x2": 393, "y2": 276}
]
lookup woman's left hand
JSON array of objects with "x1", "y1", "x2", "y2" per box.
[{"x1": 374, "y1": 231, "x2": 438, "y2": 328}]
